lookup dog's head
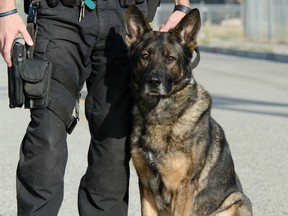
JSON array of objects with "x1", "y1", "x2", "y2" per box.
[{"x1": 125, "y1": 5, "x2": 201, "y2": 97}]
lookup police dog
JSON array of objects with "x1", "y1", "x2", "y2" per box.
[{"x1": 125, "y1": 5, "x2": 252, "y2": 216}]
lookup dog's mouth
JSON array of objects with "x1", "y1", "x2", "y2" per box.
[
  {"x1": 146, "y1": 90, "x2": 166, "y2": 97},
  {"x1": 143, "y1": 83, "x2": 171, "y2": 97},
  {"x1": 146, "y1": 90, "x2": 159, "y2": 95}
]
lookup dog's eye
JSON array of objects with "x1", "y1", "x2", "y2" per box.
[
  {"x1": 141, "y1": 53, "x2": 149, "y2": 59},
  {"x1": 166, "y1": 56, "x2": 176, "y2": 63}
]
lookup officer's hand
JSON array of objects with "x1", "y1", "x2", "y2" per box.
[
  {"x1": 159, "y1": 10, "x2": 186, "y2": 32},
  {"x1": 0, "y1": 13, "x2": 33, "y2": 67}
]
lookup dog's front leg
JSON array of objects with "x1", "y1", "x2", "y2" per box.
[
  {"x1": 139, "y1": 184, "x2": 158, "y2": 216},
  {"x1": 172, "y1": 183, "x2": 195, "y2": 216}
]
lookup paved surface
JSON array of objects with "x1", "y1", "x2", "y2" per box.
[{"x1": 1, "y1": 52, "x2": 288, "y2": 216}]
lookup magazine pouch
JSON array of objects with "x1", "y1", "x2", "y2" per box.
[{"x1": 21, "y1": 58, "x2": 53, "y2": 109}]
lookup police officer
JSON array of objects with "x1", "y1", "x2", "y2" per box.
[{"x1": 0, "y1": 0, "x2": 191, "y2": 215}]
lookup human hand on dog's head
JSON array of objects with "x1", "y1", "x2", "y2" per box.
[{"x1": 159, "y1": 10, "x2": 186, "y2": 32}]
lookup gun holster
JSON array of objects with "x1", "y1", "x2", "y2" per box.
[
  {"x1": 8, "y1": 40, "x2": 52, "y2": 109},
  {"x1": 10, "y1": 1, "x2": 79, "y2": 134},
  {"x1": 8, "y1": 39, "x2": 79, "y2": 134},
  {"x1": 7, "y1": 41, "x2": 26, "y2": 108}
]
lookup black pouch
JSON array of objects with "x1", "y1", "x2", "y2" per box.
[{"x1": 21, "y1": 58, "x2": 53, "y2": 109}]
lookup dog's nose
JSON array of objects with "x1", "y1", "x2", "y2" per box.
[{"x1": 148, "y1": 77, "x2": 161, "y2": 87}]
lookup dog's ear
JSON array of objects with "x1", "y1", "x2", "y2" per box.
[
  {"x1": 172, "y1": 8, "x2": 201, "y2": 48},
  {"x1": 125, "y1": 5, "x2": 152, "y2": 47}
]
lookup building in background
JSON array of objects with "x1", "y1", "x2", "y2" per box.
[{"x1": 243, "y1": 0, "x2": 288, "y2": 42}]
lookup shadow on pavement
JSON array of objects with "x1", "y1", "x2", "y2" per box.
[{"x1": 212, "y1": 94, "x2": 288, "y2": 118}]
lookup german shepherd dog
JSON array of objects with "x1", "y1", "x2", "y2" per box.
[{"x1": 125, "y1": 5, "x2": 253, "y2": 216}]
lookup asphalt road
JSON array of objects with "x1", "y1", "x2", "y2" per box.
[{"x1": 1, "y1": 52, "x2": 288, "y2": 216}]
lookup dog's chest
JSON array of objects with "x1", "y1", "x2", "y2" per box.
[
  {"x1": 157, "y1": 152, "x2": 191, "y2": 192},
  {"x1": 142, "y1": 124, "x2": 186, "y2": 153},
  {"x1": 138, "y1": 124, "x2": 192, "y2": 191}
]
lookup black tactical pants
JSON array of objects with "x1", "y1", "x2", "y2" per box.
[{"x1": 16, "y1": 1, "x2": 147, "y2": 215}]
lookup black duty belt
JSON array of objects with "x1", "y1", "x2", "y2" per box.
[
  {"x1": 61, "y1": 0, "x2": 144, "y2": 8},
  {"x1": 60, "y1": 0, "x2": 98, "y2": 8},
  {"x1": 61, "y1": 0, "x2": 82, "y2": 7}
]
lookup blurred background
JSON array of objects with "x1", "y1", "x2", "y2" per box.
[
  {"x1": 16, "y1": 0, "x2": 288, "y2": 57},
  {"x1": 154, "y1": 0, "x2": 288, "y2": 57},
  {"x1": 1, "y1": 1, "x2": 286, "y2": 216}
]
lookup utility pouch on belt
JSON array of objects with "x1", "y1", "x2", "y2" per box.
[{"x1": 21, "y1": 59, "x2": 53, "y2": 109}]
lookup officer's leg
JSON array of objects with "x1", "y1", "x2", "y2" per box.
[
  {"x1": 17, "y1": 104, "x2": 68, "y2": 216},
  {"x1": 76, "y1": 1, "x2": 148, "y2": 215},
  {"x1": 16, "y1": 49, "x2": 78, "y2": 216},
  {"x1": 78, "y1": 38, "x2": 133, "y2": 216},
  {"x1": 16, "y1": 1, "x2": 87, "y2": 215}
]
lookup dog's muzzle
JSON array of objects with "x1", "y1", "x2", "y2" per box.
[
  {"x1": 143, "y1": 72, "x2": 172, "y2": 96},
  {"x1": 148, "y1": 75, "x2": 161, "y2": 88}
]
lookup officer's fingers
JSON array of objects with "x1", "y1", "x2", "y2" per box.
[
  {"x1": 159, "y1": 19, "x2": 176, "y2": 32},
  {"x1": 159, "y1": 11, "x2": 186, "y2": 32},
  {"x1": 5, "y1": 56, "x2": 12, "y2": 68},
  {"x1": 19, "y1": 25, "x2": 34, "y2": 46},
  {"x1": 2, "y1": 39, "x2": 13, "y2": 67},
  {"x1": 159, "y1": 24, "x2": 169, "y2": 32}
]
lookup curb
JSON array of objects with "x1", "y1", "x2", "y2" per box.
[{"x1": 199, "y1": 46, "x2": 288, "y2": 63}]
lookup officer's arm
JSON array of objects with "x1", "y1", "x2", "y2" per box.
[
  {"x1": 159, "y1": 0, "x2": 191, "y2": 32},
  {"x1": 0, "y1": 0, "x2": 33, "y2": 67}
]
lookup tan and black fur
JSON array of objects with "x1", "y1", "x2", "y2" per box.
[{"x1": 125, "y1": 5, "x2": 252, "y2": 216}]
